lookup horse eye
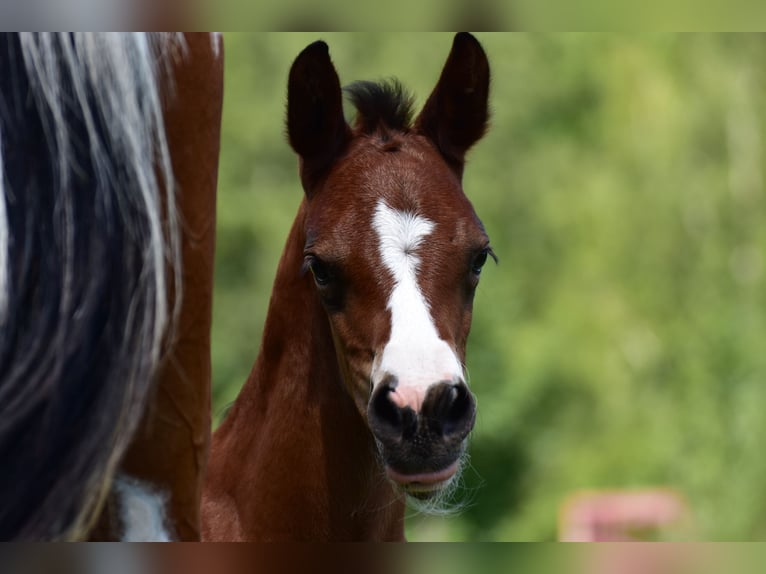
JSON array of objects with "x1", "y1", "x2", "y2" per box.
[
  {"x1": 309, "y1": 258, "x2": 332, "y2": 286},
  {"x1": 472, "y1": 249, "x2": 489, "y2": 275}
]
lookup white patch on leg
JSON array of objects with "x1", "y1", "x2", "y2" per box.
[
  {"x1": 114, "y1": 476, "x2": 173, "y2": 542},
  {"x1": 371, "y1": 201, "x2": 464, "y2": 405}
]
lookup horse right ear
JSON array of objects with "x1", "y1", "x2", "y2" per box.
[
  {"x1": 287, "y1": 41, "x2": 351, "y2": 195},
  {"x1": 415, "y1": 33, "x2": 490, "y2": 178}
]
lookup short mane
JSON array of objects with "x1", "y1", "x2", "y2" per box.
[{"x1": 344, "y1": 80, "x2": 415, "y2": 135}]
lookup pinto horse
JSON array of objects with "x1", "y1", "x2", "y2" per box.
[
  {"x1": 0, "y1": 33, "x2": 223, "y2": 541},
  {"x1": 203, "y1": 32, "x2": 492, "y2": 541}
]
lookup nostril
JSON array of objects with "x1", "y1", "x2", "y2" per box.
[
  {"x1": 368, "y1": 381, "x2": 419, "y2": 445},
  {"x1": 444, "y1": 384, "x2": 473, "y2": 436},
  {"x1": 424, "y1": 381, "x2": 476, "y2": 439},
  {"x1": 371, "y1": 385, "x2": 401, "y2": 431}
]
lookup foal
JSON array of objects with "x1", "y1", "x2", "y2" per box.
[{"x1": 203, "y1": 33, "x2": 492, "y2": 541}]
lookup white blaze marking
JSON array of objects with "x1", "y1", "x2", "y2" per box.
[
  {"x1": 372, "y1": 201, "x2": 464, "y2": 408},
  {"x1": 115, "y1": 476, "x2": 172, "y2": 542}
]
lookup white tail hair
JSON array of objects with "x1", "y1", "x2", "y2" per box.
[
  {"x1": 17, "y1": 32, "x2": 185, "y2": 356},
  {"x1": 0, "y1": 134, "x2": 7, "y2": 323}
]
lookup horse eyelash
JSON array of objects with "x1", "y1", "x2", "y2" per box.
[{"x1": 300, "y1": 256, "x2": 313, "y2": 277}]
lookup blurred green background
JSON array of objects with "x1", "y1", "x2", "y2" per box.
[{"x1": 211, "y1": 33, "x2": 766, "y2": 541}]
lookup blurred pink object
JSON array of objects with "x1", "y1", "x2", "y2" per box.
[{"x1": 559, "y1": 489, "x2": 688, "y2": 541}]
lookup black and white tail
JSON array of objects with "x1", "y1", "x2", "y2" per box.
[{"x1": 0, "y1": 32, "x2": 183, "y2": 540}]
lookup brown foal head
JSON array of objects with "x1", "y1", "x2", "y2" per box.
[{"x1": 287, "y1": 33, "x2": 492, "y2": 500}]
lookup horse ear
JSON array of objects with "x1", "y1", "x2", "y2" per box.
[
  {"x1": 287, "y1": 40, "x2": 350, "y2": 194},
  {"x1": 415, "y1": 33, "x2": 490, "y2": 177}
]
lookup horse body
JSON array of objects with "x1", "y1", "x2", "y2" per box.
[
  {"x1": 0, "y1": 32, "x2": 223, "y2": 541},
  {"x1": 203, "y1": 33, "x2": 491, "y2": 541}
]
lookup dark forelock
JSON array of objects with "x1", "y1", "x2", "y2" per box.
[{"x1": 344, "y1": 80, "x2": 415, "y2": 135}]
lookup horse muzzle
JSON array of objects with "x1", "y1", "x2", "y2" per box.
[{"x1": 367, "y1": 377, "x2": 476, "y2": 495}]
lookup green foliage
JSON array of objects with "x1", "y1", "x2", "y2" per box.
[{"x1": 213, "y1": 33, "x2": 766, "y2": 540}]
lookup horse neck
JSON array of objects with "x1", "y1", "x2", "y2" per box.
[{"x1": 211, "y1": 201, "x2": 405, "y2": 541}]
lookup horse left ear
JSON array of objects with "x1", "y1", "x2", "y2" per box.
[{"x1": 415, "y1": 33, "x2": 490, "y2": 177}]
